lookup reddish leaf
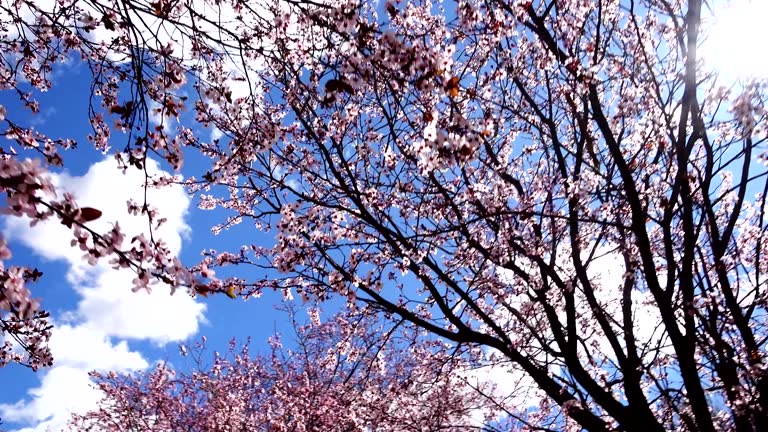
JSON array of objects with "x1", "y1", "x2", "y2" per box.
[{"x1": 79, "y1": 207, "x2": 102, "y2": 222}]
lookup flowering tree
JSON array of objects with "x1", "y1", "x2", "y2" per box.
[
  {"x1": 1, "y1": 0, "x2": 768, "y2": 430},
  {"x1": 69, "y1": 308, "x2": 495, "y2": 431}
]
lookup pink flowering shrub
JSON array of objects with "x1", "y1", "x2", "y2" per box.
[{"x1": 70, "y1": 310, "x2": 495, "y2": 431}]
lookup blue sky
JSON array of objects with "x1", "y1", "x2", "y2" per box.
[
  {"x1": 0, "y1": 1, "x2": 766, "y2": 430},
  {"x1": 0, "y1": 58, "x2": 302, "y2": 431}
]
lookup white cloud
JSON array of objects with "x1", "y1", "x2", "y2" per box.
[
  {"x1": 0, "y1": 157, "x2": 204, "y2": 431},
  {"x1": 0, "y1": 366, "x2": 104, "y2": 430},
  {"x1": 75, "y1": 270, "x2": 205, "y2": 343},
  {"x1": 480, "y1": 244, "x2": 670, "y2": 425},
  {"x1": 210, "y1": 125, "x2": 224, "y2": 142},
  {"x1": 49, "y1": 324, "x2": 149, "y2": 370},
  {"x1": 148, "y1": 98, "x2": 178, "y2": 134},
  {"x1": 459, "y1": 350, "x2": 540, "y2": 427}
]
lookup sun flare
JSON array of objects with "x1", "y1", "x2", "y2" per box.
[{"x1": 701, "y1": 0, "x2": 768, "y2": 82}]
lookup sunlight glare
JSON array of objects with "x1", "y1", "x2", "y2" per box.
[{"x1": 700, "y1": 0, "x2": 768, "y2": 82}]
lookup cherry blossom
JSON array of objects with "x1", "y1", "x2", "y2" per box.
[
  {"x1": 70, "y1": 308, "x2": 495, "y2": 431},
  {"x1": 0, "y1": 0, "x2": 766, "y2": 430}
]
